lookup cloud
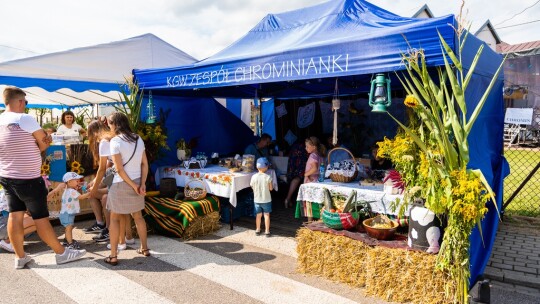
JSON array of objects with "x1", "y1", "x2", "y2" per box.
[{"x1": 0, "y1": 0, "x2": 538, "y2": 63}]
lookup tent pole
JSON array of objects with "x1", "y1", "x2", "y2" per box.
[{"x1": 259, "y1": 98, "x2": 263, "y2": 136}]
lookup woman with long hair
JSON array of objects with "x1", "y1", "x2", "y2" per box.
[
  {"x1": 84, "y1": 120, "x2": 112, "y2": 238},
  {"x1": 105, "y1": 112, "x2": 149, "y2": 266},
  {"x1": 86, "y1": 119, "x2": 134, "y2": 248}
]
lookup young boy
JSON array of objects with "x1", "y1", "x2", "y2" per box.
[
  {"x1": 250, "y1": 157, "x2": 273, "y2": 237},
  {"x1": 47, "y1": 172, "x2": 90, "y2": 249}
]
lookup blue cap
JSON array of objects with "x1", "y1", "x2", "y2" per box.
[{"x1": 256, "y1": 157, "x2": 269, "y2": 169}]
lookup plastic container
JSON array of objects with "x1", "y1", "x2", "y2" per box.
[{"x1": 318, "y1": 163, "x2": 326, "y2": 182}]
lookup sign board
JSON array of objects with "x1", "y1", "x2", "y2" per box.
[{"x1": 504, "y1": 108, "x2": 534, "y2": 125}]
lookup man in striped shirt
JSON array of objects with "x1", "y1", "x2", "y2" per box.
[{"x1": 0, "y1": 87, "x2": 86, "y2": 269}]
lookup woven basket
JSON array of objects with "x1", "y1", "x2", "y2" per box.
[
  {"x1": 184, "y1": 179, "x2": 207, "y2": 200},
  {"x1": 326, "y1": 147, "x2": 358, "y2": 183},
  {"x1": 321, "y1": 209, "x2": 360, "y2": 230}
]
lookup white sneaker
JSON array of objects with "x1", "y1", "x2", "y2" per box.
[
  {"x1": 0, "y1": 239, "x2": 15, "y2": 253},
  {"x1": 107, "y1": 243, "x2": 127, "y2": 250},
  {"x1": 15, "y1": 254, "x2": 33, "y2": 269},
  {"x1": 55, "y1": 248, "x2": 86, "y2": 265},
  {"x1": 125, "y1": 238, "x2": 136, "y2": 245}
]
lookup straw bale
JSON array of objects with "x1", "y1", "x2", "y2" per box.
[
  {"x1": 296, "y1": 228, "x2": 370, "y2": 287},
  {"x1": 364, "y1": 247, "x2": 453, "y2": 304},
  {"x1": 182, "y1": 211, "x2": 221, "y2": 240},
  {"x1": 296, "y1": 228, "x2": 454, "y2": 304}
]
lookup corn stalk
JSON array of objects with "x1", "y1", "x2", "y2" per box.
[
  {"x1": 388, "y1": 31, "x2": 505, "y2": 303},
  {"x1": 114, "y1": 77, "x2": 144, "y2": 131}
]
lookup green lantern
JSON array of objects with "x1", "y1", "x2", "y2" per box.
[
  {"x1": 146, "y1": 90, "x2": 156, "y2": 124},
  {"x1": 368, "y1": 73, "x2": 391, "y2": 112}
]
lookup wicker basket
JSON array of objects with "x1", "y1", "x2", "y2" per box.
[
  {"x1": 322, "y1": 209, "x2": 360, "y2": 230},
  {"x1": 184, "y1": 179, "x2": 207, "y2": 200},
  {"x1": 326, "y1": 147, "x2": 358, "y2": 183}
]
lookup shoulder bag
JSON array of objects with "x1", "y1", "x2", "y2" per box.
[{"x1": 102, "y1": 137, "x2": 139, "y2": 187}]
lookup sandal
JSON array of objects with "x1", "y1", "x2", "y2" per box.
[
  {"x1": 136, "y1": 248, "x2": 151, "y2": 257},
  {"x1": 104, "y1": 255, "x2": 118, "y2": 266}
]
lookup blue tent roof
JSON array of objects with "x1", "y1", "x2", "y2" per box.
[
  {"x1": 134, "y1": 0, "x2": 507, "y2": 287},
  {"x1": 134, "y1": 0, "x2": 458, "y2": 98}
]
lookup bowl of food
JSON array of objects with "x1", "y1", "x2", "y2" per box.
[{"x1": 362, "y1": 215, "x2": 398, "y2": 240}]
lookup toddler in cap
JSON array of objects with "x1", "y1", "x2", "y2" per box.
[
  {"x1": 47, "y1": 172, "x2": 91, "y2": 249},
  {"x1": 256, "y1": 157, "x2": 270, "y2": 169},
  {"x1": 250, "y1": 157, "x2": 274, "y2": 236}
]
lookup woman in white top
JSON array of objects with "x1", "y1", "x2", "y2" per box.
[
  {"x1": 105, "y1": 112, "x2": 149, "y2": 266},
  {"x1": 56, "y1": 110, "x2": 86, "y2": 136}
]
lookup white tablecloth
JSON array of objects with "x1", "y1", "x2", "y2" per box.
[
  {"x1": 155, "y1": 165, "x2": 278, "y2": 207},
  {"x1": 296, "y1": 180, "x2": 409, "y2": 216}
]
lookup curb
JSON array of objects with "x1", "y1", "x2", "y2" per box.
[{"x1": 484, "y1": 266, "x2": 540, "y2": 289}]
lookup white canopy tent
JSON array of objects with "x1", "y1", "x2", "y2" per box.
[{"x1": 0, "y1": 33, "x2": 197, "y2": 109}]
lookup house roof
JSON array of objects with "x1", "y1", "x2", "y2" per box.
[
  {"x1": 412, "y1": 4, "x2": 434, "y2": 18},
  {"x1": 497, "y1": 39, "x2": 540, "y2": 54},
  {"x1": 475, "y1": 20, "x2": 502, "y2": 44}
]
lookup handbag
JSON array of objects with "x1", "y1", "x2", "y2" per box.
[{"x1": 102, "y1": 137, "x2": 139, "y2": 187}]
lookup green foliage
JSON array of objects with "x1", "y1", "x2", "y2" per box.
[
  {"x1": 114, "y1": 78, "x2": 144, "y2": 132},
  {"x1": 390, "y1": 31, "x2": 505, "y2": 303},
  {"x1": 74, "y1": 107, "x2": 91, "y2": 128}
]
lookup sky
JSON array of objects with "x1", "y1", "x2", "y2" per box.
[{"x1": 1, "y1": 0, "x2": 539, "y2": 63}]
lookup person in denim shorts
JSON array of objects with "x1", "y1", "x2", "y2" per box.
[
  {"x1": 47, "y1": 172, "x2": 91, "y2": 249},
  {"x1": 250, "y1": 157, "x2": 274, "y2": 237},
  {"x1": 0, "y1": 87, "x2": 86, "y2": 269}
]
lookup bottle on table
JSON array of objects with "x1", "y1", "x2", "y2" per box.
[{"x1": 318, "y1": 163, "x2": 326, "y2": 182}]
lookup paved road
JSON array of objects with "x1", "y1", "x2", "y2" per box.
[{"x1": 0, "y1": 219, "x2": 539, "y2": 304}]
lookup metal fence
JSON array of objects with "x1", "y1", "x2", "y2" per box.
[{"x1": 503, "y1": 145, "x2": 540, "y2": 217}]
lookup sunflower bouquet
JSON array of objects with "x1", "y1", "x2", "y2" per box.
[{"x1": 137, "y1": 121, "x2": 169, "y2": 164}]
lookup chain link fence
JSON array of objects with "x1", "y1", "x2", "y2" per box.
[{"x1": 503, "y1": 146, "x2": 540, "y2": 217}]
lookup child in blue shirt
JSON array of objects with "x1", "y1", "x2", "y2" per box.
[
  {"x1": 250, "y1": 157, "x2": 273, "y2": 237},
  {"x1": 47, "y1": 172, "x2": 90, "y2": 249}
]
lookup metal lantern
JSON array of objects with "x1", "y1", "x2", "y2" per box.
[
  {"x1": 368, "y1": 73, "x2": 391, "y2": 112},
  {"x1": 146, "y1": 90, "x2": 156, "y2": 124}
]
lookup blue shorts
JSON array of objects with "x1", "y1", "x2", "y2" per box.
[
  {"x1": 59, "y1": 212, "x2": 75, "y2": 227},
  {"x1": 254, "y1": 202, "x2": 272, "y2": 214}
]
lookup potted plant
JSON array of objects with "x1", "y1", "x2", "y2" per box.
[{"x1": 176, "y1": 138, "x2": 191, "y2": 161}]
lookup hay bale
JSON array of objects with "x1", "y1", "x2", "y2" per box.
[
  {"x1": 364, "y1": 247, "x2": 452, "y2": 304},
  {"x1": 182, "y1": 211, "x2": 221, "y2": 240},
  {"x1": 296, "y1": 228, "x2": 453, "y2": 304},
  {"x1": 296, "y1": 228, "x2": 370, "y2": 287}
]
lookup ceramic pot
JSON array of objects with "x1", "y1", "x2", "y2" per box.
[
  {"x1": 407, "y1": 203, "x2": 444, "y2": 253},
  {"x1": 177, "y1": 149, "x2": 186, "y2": 161}
]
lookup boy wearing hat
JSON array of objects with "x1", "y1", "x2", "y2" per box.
[
  {"x1": 250, "y1": 157, "x2": 274, "y2": 237},
  {"x1": 47, "y1": 172, "x2": 91, "y2": 249}
]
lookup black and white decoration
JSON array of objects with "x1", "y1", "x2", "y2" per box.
[{"x1": 407, "y1": 204, "x2": 444, "y2": 254}]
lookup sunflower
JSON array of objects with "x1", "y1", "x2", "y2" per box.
[
  {"x1": 404, "y1": 94, "x2": 419, "y2": 108},
  {"x1": 71, "y1": 161, "x2": 81, "y2": 170}
]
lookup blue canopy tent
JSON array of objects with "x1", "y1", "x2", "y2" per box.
[{"x1": 134, "y1": 0, "x2": 506, "y2": 286}]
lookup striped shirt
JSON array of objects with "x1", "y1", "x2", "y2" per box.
[{"x1": 0, "y1": 112, "x2": 42, "y2": 179}]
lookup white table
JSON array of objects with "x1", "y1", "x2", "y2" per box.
[
  {"x1": 296, "y1": 180, "x2": 408, "y2": 216},
  {"x1": 155, "y1": 165, "x2": 278, "y2": 207}
]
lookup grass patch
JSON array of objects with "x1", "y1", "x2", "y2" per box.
[{"x1": 503, "y1": 148, "x2": 540, "y2": 217}]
